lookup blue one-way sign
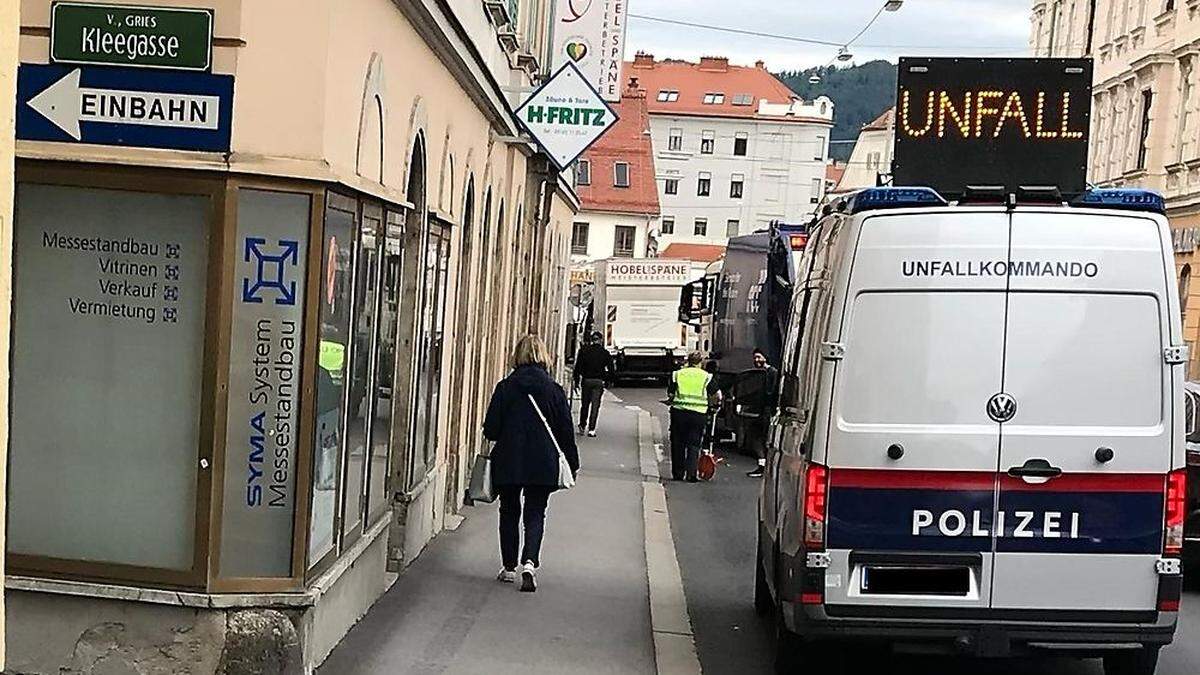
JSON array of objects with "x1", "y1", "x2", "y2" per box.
[{"x1": 17, "y1": 64, "x2": 234, "y2": 152}]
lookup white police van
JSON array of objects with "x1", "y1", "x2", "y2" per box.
[{"x1": 756, "y1": 187, "x2": 1187, "y2": 674}]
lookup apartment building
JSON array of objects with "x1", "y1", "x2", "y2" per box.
[
  {"x1": 571, "y1": 80, "x2": 661, "y2": 262},
  {"x1": 9, "y1": 0, "x2": 576, "y2": 671},
  {"x1": 1030, "y1": 0, "x2": 1200, "y2": 377},
  {"x1": 626, "y1": 53, "x2": 834, "y2": 248},
  {"x1": 836, "y1": 107, "x2": 895, "y2": 193}
]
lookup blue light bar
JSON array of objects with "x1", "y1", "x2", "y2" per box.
[
  {"x1": 848, "y1": 187, "x2": 949, "y2": 215},
  {"x1": 1071, "y1": 189, "x2": 1166, "y2": 214}
]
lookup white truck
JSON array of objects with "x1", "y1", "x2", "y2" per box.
[{"x1": 593, "y1": 258, "x2": 693, "y2": 381}]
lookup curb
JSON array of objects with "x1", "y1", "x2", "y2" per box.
[{"x1": 636, "y1": 409, "x2": 703, "y2": 675}]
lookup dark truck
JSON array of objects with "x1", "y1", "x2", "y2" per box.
[{"x1": 679, "y1": 222, "x2": 808, "y2": 449}]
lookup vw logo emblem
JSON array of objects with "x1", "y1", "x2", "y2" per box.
[{"x1": 987, "y1": 393, "x2": 1017, "y2": 423}]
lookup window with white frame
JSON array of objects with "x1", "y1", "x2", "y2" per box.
[
  {"x1": 668, "y1": 128, "x2": 683, "y2": 151},
  {"x1": 810, "y1": 177, "x2": 823, "y2": 204},
  {"x1": 726, "y1": 219, "x2": 740, "y2": 237},
  {"x1": 575, "y1": 159, "x2": 591, "y2": 186},
  {"x1": 730, "y1": 173, "x2": 744, "y2": 199},
  {"x1": 732, "y1": 93, "x2": 754, "y2": 106},
  {"x1": 664, "y1": 178, "x2": 679, "y2": 195},
  {"x1": 657, "y1": 90, "x2": 680, "y2": 102},
  {"x1": 733, "y1": 132, "x2": 748, "y2": 156},
  {"x1": 700, "y1": 130, "x2": 715, "y2": 155},
  {"x1": 661, "y1": 216, "x2": 674, "y2": 234},
  {"x1": 613, "y1": 225, "x2": 636, "y2": 257},
  {"x1": 703, "y1": 92, "x2": 725, "y2": 105},
  {"x1": 697, "y1": 172, "x2": 712, "y2": 196},
  {"x1": 571, "y1": 222, "x2": 589, "y2": 255},
  {"x1": 614, "y1": 162, "x2": 630, "y2": 188},
  {"x1": 814, "y1": 135, "x2": 826, "y2": 160},
  {"x1": 694, "y1": 218, "x2": 708, "y2": 236}
]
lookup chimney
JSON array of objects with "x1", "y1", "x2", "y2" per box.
[
  {"x1": 698, "y1": 56, "x2": 729, "y2": 72},
  {"x1": 755, "y1": 60, "x2": 766, "y2": 70},
  {"x1": 625, "y1": 76, "x2": 646, "y2": 99},
  {"x1": 632, "y1": 52, "x2": 656, "y2": 69}
]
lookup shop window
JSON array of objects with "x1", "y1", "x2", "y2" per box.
[
  {"x1": 367, "y1": 209, "x2": 404, "y2": 525},
  {"x1": 222, "y1": 188, "x2": 312, "y2": 578},
  {"x1": 309, "y1": 193, "x2": 356, "y2": 568},
  {"x1": 9, "y1": 184, "x2": 210, "y2": 573}
]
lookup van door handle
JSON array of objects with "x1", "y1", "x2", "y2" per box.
[{"x1": 1007, "y1": 458, "x2": 1063, "y2": 479}]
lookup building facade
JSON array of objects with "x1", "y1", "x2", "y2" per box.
[
  {"x1": 571, "y1": 80, "x2": 661, "y2": 263},
  {"x1": 0, "y1": 0, "x2": 14, "y2": 667},
  {"x1": 7, "y1": 0, "x2": 576, "y2": 672},
  {"x1": 625, "y1": 54, "x2": 834, "y2": 248},
  {"x1": 836, "y1": 108, "x2": 895, "y2": 194},
  {"x1": 1030, "y1": 0, "x2": 1200, "y2": 377}
]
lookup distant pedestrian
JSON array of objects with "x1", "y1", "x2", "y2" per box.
[
  {"x1": 483, "y1": 335, "x2": 580, "y2": 592},
  {"x1": 743, "y1": 348, "x2": 779, "y2": 478},
  {"x1": 667, "y1": 351, "x2": 721, "y2": 482},
  {"x1": 573, "y1": 331, "x2": 615, "y2": 437}
]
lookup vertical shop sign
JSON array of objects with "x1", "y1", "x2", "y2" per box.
[
  {"x1": 552, "y1": 0, "x2": 628, "y2": 102},
  {"x1": 221, "y1": 190, "x2": 310, "y2": 577}
]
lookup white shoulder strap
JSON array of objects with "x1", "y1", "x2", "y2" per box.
[{"x1": 527, "y1": 394, "x2": 565, "y2": 458}]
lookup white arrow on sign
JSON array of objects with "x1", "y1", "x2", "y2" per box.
[{"x1": 27, "y1": 68, "x2": 221, "y2": 141}]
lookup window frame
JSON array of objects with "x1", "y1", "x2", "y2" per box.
[
  {"x1": 571, "y1": 221, "x2": 590, "y2": 255},
  {"x1": 668, "y1": 128, "x2": 683, "y2": 151},
  {"x1": 613, "y1": 225, "x2": 637, "y2": 258},
  {"x1": 664, "y1": 178, "x2": 679, "y2": 195},
  {"x1": 730, "y1": 174, "x2": 744, "y2": 199},
  {"x1": 733, "y1": 133, "x2": 748, "y2": 156},
  {"x1": 697, "y1": 172, "x2": 712, "y2": 197},
  {"x1": 661, "y1": 216, "x2": 675, "y2": 234},
  {"x1": 613, "y1": 161, "x2": 630, "y2": 188},
  {"x1": 694, "y1": 218, "x2": 708, "y2": 236},
  {"x1": 575, "y1": 159, "x2": 591, "y2": 186}
]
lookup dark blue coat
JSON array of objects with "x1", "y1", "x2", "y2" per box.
[{"x1": 483, "y1": 364, "x2": 580, "y2": 488}]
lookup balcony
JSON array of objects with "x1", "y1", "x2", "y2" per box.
[{"x1": 1155, "y1": 8, "x2": 1178, "y2": 36}]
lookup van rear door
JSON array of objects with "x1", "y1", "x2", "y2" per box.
[
  {"x1": 990, "y1": 210, "x2": 1173, "y2": 612},
  {"x1": 824, "y1": 211, "x2": 1008, "y2": 610}
]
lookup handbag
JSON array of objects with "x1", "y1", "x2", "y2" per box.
[
  {"x1": 527, "y1": 394, "x2": 576, "y2": 490},
  {"x1": 466, "y1": 438, "x2": 496, "y2": 504}
]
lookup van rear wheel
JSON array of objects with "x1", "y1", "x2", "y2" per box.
[
  {"x1": 754, "y1": 535, "x2": 773, "y2": 616},
  {"x1": 1103, "y1": 647, "x2": 1160, "y2": 675},
  {"x1": 773, "y1": 613, "x2": 804, "y2": 674}
]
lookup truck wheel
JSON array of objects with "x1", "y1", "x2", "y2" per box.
[
  {"x1": 1103, "y1": 647, "x2": 1160, "y2": 675},
  {"x1": 754, "y1": 534, "x2": 773, "y2": 617}
]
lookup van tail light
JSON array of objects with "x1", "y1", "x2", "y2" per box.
[
  {"x1": 1164, "y1": 469, "x2": 1187, "y2": 557},
  {"x1": 803, "y1": 464, "x2": 829, "y2": 551},
  {"x1": 789, "y1": 234, "x2": 808, "y2": 250}
]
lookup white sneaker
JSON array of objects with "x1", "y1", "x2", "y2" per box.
[
  {"x1": 496, "y1": 568, "x2": 516, "y2": 583},
  {"x1": 519, "y1": 561, "x2": 538, "y2": 592},
  {"x1": 587, "y1": 429, "x2": 597, "y2": 437}
]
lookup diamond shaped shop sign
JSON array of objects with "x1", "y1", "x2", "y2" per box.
[{"x1": 515, "y1": 62, "x2": 618, "y2": 170}]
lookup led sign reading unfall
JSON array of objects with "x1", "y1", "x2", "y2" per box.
[{"x1": 892, "y1": 57, "x2": 1093, "y2": 197}]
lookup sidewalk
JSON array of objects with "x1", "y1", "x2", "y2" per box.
[{"x1": 318, "y1": 402, "x2": 658, "y2": 675}]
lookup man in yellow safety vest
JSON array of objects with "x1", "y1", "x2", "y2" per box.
[{"x1": 667, "y1": 351, "x2": 721, "y2": 482}]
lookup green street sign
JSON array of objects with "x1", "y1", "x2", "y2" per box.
[{"x1": 50, "y1": 2, "x2": 214, "y2": 71}]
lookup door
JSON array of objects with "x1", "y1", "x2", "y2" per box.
[
  {"x1": 823, "y1": 212, "x2": 1009, "y2": 610},
  {"x1": 991, "y1": 211, "x2": 1172, "y2": 611}
]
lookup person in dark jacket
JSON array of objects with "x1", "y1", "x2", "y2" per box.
[
  {"x1": 483, "y1": 334, "x2": 580, "y2": 593},
  {"x1": 573, "y1": 331, "x2": 615, "y2": 436}
]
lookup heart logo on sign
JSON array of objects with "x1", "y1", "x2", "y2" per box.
[{"x1": 566, "y1": 42, "x2": 588, "y2": 62}]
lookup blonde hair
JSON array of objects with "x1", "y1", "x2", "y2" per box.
[{"x1": 512, "y1": 334, "x2": 552, "y2": 368}]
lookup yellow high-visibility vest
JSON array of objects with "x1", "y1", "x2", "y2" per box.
[{"x1": 672, "y1": 366, "x2": 712, "y2": 414}]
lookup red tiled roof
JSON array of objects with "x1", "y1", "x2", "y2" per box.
[
  {"x1": 660, "y1": 243, "x2": 726, "y2": 263},
  {"x1": 863, "y1": 107, "x2": 895, "y2": 131},
  {"x1": 576, "y1": 84, "x2": 660, "y2": 215},
  {"x1": 825, "y1": 163, "x2": 846, "y2": 185},
  {"x1": 626, "y1": 54, "x2": 819, "y2": 123}
]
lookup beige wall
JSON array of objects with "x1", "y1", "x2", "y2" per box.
[{"x1": 0, "y1": 0, "x2": 15, "y2": 666}]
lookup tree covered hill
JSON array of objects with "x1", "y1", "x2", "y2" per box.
[{"x1": 777, "y1": 60, "x2": 898, "y2": 161}]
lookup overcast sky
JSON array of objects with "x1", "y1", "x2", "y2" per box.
[{"x1": 623, "y1": 0, "x2": 1033, "y2": 71}]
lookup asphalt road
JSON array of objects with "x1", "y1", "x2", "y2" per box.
[{"x1": 615, "y1": 385, "x2": 1200, "y2": 675}]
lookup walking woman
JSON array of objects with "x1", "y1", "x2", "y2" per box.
[{"x1": 483, "y1": 334, "x2": 580, "y2": 592}]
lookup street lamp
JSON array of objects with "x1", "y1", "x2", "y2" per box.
[
  {"x1": 836, "y1": 47, "x2": 853, "y2": 62},
  {"x1": 884, "y1": 0, "x2": 904, "y2": 10}
]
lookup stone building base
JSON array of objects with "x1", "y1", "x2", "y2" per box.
[{"x1": 4, "y1": 519, "x2": 393, "y2": 675}]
